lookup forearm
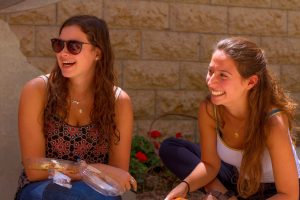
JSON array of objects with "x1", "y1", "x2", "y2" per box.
[{"x1": 184, "y1": 161, "x2": 219, "y2": 192}]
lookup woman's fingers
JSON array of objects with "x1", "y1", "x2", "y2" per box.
[{"x1": 129, "y1": 176, "x2": 137, "y2": 192}]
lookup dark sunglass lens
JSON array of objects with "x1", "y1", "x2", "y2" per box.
[
  {"x1": 51, "y1": 39, "x2": 64, "y2": 53},
  {"x1": 67, "y1": 41, "x2": 82, "y2": 55}
]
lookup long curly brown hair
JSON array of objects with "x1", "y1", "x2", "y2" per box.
[
  {"x1": 44, "y1": 15, "x2": 119, "y2": 148},
  {"x1": 212, "y1": 37, "x2": 297, "y2": 197}
]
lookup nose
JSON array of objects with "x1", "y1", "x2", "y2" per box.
[
  {"x1": 206, "y1": 73, "x2": 218, "y2": 87},
  {"x1": 60, "y1": 44, "x2": 71, "y2": 55}
]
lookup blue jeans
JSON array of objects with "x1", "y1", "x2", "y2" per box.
[
  {"x1": 17, "y1": 180, "x2": 122, "y2": 200},
  {"x1": 159, "y1": 137, "x2": 281, "y2": 199}
]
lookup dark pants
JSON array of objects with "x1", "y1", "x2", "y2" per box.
[{"x1": 159, "y1": 137, "x2": 279, "y2": 199}]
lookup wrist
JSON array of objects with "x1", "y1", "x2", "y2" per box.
[{"x1": 181, "y1": 180, "x2": 190, "y2": 195}]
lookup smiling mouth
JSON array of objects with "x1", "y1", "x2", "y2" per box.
[
  {"x1": 62, "y1": 61, "x2": 76, "y2": 67},
  {"x1": 211, "y1": 90, "x2": 225, "y2": 96}
]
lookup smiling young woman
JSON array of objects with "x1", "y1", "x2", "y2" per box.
[
  {"x1": 16, "y1": 15, "x2": 136, "y2": 200},
  {"x1": 160, "y1": 37, "x2": 300, "y2": 200}
]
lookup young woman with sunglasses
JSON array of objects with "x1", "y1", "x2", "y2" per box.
[
  {"x1": 159, "y1": 37, "x2": 300, "y2": 199},
  {"x1": 16, "y1": 15, "x2": 135, "y2": 200}
]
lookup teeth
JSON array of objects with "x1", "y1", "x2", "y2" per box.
[
  {"x1": 211, "y1": 90, "x2": 225, "y2": 96},
  {"x1": 62, "y1": 61, "x2": 74, "y2": 64}
]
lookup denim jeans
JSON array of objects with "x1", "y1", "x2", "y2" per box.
[{"x1": 16, "y1": 180, "x2": 122, "y2": 200}]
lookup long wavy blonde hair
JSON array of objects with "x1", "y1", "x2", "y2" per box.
[
  {"x1": 212, "y1": 37, "x2": 297, "y2": 197},
  {"x1": 44, "y1": 15, "x2": 119, "y2": 148}
]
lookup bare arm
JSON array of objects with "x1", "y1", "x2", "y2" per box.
[
  {"x1": 109, "y1": 90, "x2": 133, "y2": 171},
  {"x1": 185, "y1": 101, "x2": 221, "y2": 191},
  {"x1": 267, "y1": 113, "x2": 299, "y2": 200},
  {"x1": 90, "y1": 90, "x2": 135, "y2": 191},
  {"x1": 165, "y1": 101, "x2": 221, "y2": 199},
  {"x1": 18, "y1": 77, "x2": 48, "y2": 181}
]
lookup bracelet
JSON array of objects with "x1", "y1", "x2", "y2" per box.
[{"x1": 181, "y1": 180, "x2": 190, "y2": 194}]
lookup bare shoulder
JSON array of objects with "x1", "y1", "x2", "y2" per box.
[
  {"x1": 114, "y1": 88, "x2": 132, "y2": 115},
  {"x1": 267, "y1": 110, "x2": 289, "y2": 131},
  {"x1": 20, "y1": 77, "x2": 47, "y2": 107},
  {"x1": 21, "y1": 76, "x2": 47, "y2": 96},
  {"x1": 198, "y1": 99, "x2": 214, "y2": 120},
  {"x1": 266, "y1": 110, "x2": 290, "y2": 146},
  {"x1": 115, "y1": 88, "x2": 131, "y2": 104}
]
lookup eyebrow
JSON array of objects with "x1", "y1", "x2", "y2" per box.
[{"x1": 208, "y1": 66, "x2": 233, "y2": 75}]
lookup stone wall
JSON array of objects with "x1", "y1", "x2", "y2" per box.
[{"x1": 1, "y1": 0, "x2": 300, "y2": 199}]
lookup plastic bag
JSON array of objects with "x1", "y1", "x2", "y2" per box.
[
  {"x1": 23, "y1": 158, "x2": 79, "y2": 174},
  {"x1": 79, "y1": 161, "x2": 125, "y2": 196},
  {"x1": 23, "y1": 158, "x2": 125, "y2": 196},
  {"x1": 49, "y1": 169, "x2": 72, "y2": 189}
]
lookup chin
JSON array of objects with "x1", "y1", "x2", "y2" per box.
[{"x1": 210, "y1": 96, "x2": 222, "y2": 105}]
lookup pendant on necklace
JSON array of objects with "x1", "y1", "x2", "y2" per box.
[
  {"x1": 71, "y1": 99, "x2": 80, "y2": 105},
  {"x1": 234, "y1": 132, "x2": 239, "y2": 138}
]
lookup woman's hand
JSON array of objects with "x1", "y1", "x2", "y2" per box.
[
  {"x1": 164, "y1": 182, "x2": 189, "y2": 200},
  {"x1": 91, "y1": 163, "x2": 137, "y2": 192}
]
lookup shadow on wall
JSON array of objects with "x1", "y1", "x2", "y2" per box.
[
  {"x1": 0, "y1": 1, "x2": 48, "y2": 198},
  {"x1": 0, "y1": 0, "x2": 60, "y2": 13}
]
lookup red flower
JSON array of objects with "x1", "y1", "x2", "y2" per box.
[
  {"x1": 149, "y1": 130, "x2": 161, "y2": 139},
  {"x1": 135, "y1": 151, "x2": 148, "y2": 162},
  {"x1": 175, "y1": 132, "x2": 183, "y2": 138}
]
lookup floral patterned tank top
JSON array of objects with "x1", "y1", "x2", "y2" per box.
[{"x1": 15, "y1": 75, "x2": 122, "y2": 197}]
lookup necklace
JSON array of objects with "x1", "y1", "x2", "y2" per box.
[
  {"x1": 223, "y1": 109, "x2": 246, "y2": 139},
  {"x1": 71, "y1": 99, "x2": 83, "y2": 114},
  {"x1": 232, "y1": 119, "x2": 246, "y2": 139}
]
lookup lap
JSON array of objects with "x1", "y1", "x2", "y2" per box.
[{"x1": 18, "y1": 180, "x2": 121, "y2": 200}]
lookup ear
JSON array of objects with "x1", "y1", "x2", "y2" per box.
[
  {"x1": 246, "y1": 75, "x2": 258, "y2": 90},
  {"x1": 95, "y1": 47, "x2": 102, "y2": 60}
]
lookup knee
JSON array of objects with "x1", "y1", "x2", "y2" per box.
[{"x1": 159, "y1": 137, "x2": 178, "y2": 160}]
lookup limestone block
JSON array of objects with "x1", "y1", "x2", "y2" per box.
[
  {"x1": 272, "y1": 0, "x2": 300, "y2": 10},
  {"x1": 110, "y1": 30, "x2": 141, "y2": 59},
  {"x1": 199, "y1": 34, "x2": 229, "y2": 62},
  {"x1": 199, "y1": 34, "x2": 260, "y2": 62},
  {"x1": 136, "y1": 119, "x2": 198, "y2": 140},
  {"x1": 8, "y1": 4, "x2": 56, "y2": 25},
  {"x1": 35, "y1": 26, "x2": 59, "y2": 56},
  {"x1": 156, "y1": 90, "x2": 207, "y2": 117},
  {"x1": 105, "y1": 0, "x2": 168, "y2": 29},
  {"x1": 0, "y1": 14, "x2": 7, "y2": 21},
  {"x1": 229, "y1": 8, "x2": 286, "y2": 36},
  {"x1": 123, "y1": 60, "x2": 179, "y2": 89},
  {"x1": 126, "y1": 90, "x2": 155, "y2": 119},
  {"x1": 211, "y1": 0, "x2": 271, "y2": 7},
  {"x1": 281, "y1": 65, "x2": 300, "y2": 92},
  {"x1": 170, "y1": 4, "x2": 227, "y2": 33},
  {"x1": 0, "y1": 19, "x2": 41, "y2": 200},
  {"x1": 10, "y1": 25, "x2": 34, "y2": 56},
  {"x1": 174, "y1": 0, "x2": 209, "y2": 3},
  {"x1": 143, "y1": 31, "x2": 199, "y2": 61},
  {"x1": 27, "y1": 56, "x2": 56, "y2": 73},
  {"x1": 268, "y1": 64, "x2": 281, "y2": 79},
  {"x1": 114, "y1": 60, "x2": 122, "y2": 86},
  {"x1": 57, "y1": 0, "x2": 103, "y2": 25},
  {"x1": 291, "y1": 92, "x2": 300, "y2": 123},
  {"x1": 261, "y1": 37, "x2": 300, "y2": 64},
  {"x1": 180, "y1": 62, "x2": 209, "y2": 90},
  {"x1": 288, "y1": 11, "x2": 300, "y2": 37}
]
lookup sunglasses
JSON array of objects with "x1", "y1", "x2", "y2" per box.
[{"x1": 51, "y1": 38, "x2": 92, "y2": 55}]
